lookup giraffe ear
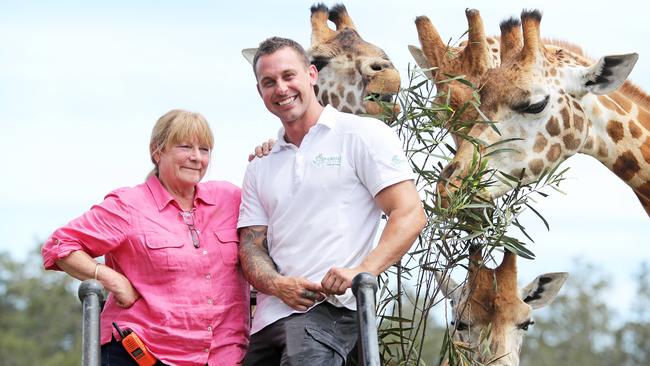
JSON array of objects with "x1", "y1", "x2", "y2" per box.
[
  {"x1": 242, "y1": 48, "x2": 258, "y2": 65},
  {"x1": 408, "y1": 45, "x2": 434, "y2": 80},
  {"x1": 434, "y1": 270, "x2": 461, "y2": 299},
  {"x1": 520, "y1": 272, "x2": 568, "y2": 309},
  {"x1": 582, "y1": 53, "x2": 638, "y2": 95}
]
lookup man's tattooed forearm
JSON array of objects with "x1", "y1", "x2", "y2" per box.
[{"x1": 239, "y1": 226, "x2": 279, "y2": 294}]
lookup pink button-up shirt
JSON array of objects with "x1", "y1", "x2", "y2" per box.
[{"x1": 42, "y1": 175, "x2": 249, "y2": 366}]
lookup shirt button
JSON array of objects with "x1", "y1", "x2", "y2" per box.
[
  {"x1": 203, "y1": 348, "x2": 209, "y2": 353},
  {"x1": 206, "y1": 274, "x2": 211, "y2": 280},
  {"x1": 207, "y1": 326, "x2": 212, "y2": 332},
  {"x1": 202, "y1": 250, "x2": 208, "y2": 255},
  {"x1": 207, "y1": 299, "x2": 213, "y2": 305}
]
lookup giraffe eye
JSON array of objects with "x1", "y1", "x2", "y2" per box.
[
  {"x1": 517, "y1": 320, "x2": 535, "y2": 331},
  {"x1": 515, "y1": 95, "x2": 550, "y2": 114},
  {"x1": 451, "y1": 320, "x2": 469, "y2": 331}
]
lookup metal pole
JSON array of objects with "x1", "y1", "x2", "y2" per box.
[
  {"x1": 352, "y1": 272, "x2": 380, "y2": 366},
  {"x1": 78, "y1": 279, "x2": 105, "y2": 366}
]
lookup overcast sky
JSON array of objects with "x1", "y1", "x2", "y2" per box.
[{"x1": 2, "y1": 0, "x2": 648, "y2": 317}]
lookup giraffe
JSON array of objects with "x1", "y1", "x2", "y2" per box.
[
  {"x1": 408, "y1": 10, "x2": 588, "y2": 365},
  {"x1": 243, "y1": 3, "x2": 400, "y2": 117},
  {"x1": 431, "y1": 10, "x2": 649, "y2": 218},
  {"x1": 436, "y1": 247, "x2": 567, "y2": 366}
]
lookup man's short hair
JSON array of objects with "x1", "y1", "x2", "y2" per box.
[{"x1": 252, "y1": 37, "x2": 311, "y2": 77}]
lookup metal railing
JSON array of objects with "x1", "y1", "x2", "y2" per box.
[
  {"x1": 78, "y1": 277, "x2": 378, "y2": 365},
  {"x1": 78, "y1": 279, "x2": 105, "y2": 366},
  {"x1": 351, "y1": 272, "x2": 380, "y2": 366}
]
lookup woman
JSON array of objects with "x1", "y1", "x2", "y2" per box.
[{"x1": 42, "y1": 109, "x2": 249, "y2": 365}]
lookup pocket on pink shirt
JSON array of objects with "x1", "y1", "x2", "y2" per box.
[
  {"x1": 144, "y1": 233, "x2": 186, "y2": 271},
  {"x1": 214, "y1": 229, "x2": 239, "y2": 266}
]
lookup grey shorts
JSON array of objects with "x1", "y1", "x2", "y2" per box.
[{"x1": 243, "y1": 302, "x2": 358, "y2": 366}]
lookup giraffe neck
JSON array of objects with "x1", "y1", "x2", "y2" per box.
[
  {"x1": 314, "y1": 66, "x2": 364, "y2": 114},
  {"x1": 579, "y1": 83, "x2": 650, "y2": 215}
]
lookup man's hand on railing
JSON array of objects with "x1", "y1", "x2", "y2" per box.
[{"x1": 321, "y1": 265, "x2": 370, "y2": 295}]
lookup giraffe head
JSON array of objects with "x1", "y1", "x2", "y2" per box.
[
  {"x1": 437, "y1": 9, "x2": 638, "y2": 203},
  {"x1": 436, "y1": 247, "x2": 568, "y2": 366},
  {"x1": 409, "y1": 9, "x2": 500, "y2": 146},
  {"x1": 308, "y1": 4, "x2": 400, "y2": 116}
]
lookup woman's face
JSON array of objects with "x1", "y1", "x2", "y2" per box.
[{"x1": 155, "y1": 140, "x2": 210, "y2": 191}]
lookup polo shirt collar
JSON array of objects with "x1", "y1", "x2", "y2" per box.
[
  {"x1": 145, "y1": 175, "x2": 216, "y2": 211},
  {"x1": 273, "y1": 105, "x2": 338, "y2": 152},
  {"x1": 318, "y1": 104, "x2": 338, "y2": 129}
]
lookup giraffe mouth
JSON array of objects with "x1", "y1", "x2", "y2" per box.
[
  {"x1": 368, "y1": 93, "x2": 395, "y2": 103},
  {"x1": 364, "y1": 93, "x2": 400, "y2": 118}
]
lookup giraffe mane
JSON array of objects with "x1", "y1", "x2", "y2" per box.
[
  {"x1": 619, "y1": 81, "x2": 650, "y2": 113},
  {"x1": 543, "y1": 38, "x2": 650, "y2": 111},
  {"x1": 543, "y1": 38, "x2": 589, "y2": 60}
]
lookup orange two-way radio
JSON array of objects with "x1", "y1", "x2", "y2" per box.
[{"x1": 112, "y1": 322, "x2": 157, "y2": 366}]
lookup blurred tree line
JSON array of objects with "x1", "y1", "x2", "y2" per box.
[
  {"x1": 520, "y1": 260, "x2": 650, "y2": 366},
  {"x1": 1, "y1": 245, "x2": 648, "y2": 365},
  {"x1": 0, "y1": 246, "x2": 81, "y2": 366}
]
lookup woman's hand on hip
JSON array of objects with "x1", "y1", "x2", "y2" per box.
[
  {"x1": 99, "y1": 267, "x2": 141, "y2": 308},
  {"x1": 112, "y1": 276, "x2": 141, "y2": 308}
]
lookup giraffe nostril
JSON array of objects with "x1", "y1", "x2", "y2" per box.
[{"x1": 370, "y1": 63, "x2": 384, "y2": 71}]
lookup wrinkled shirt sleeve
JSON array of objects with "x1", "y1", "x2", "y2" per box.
[
  {"x1": 351, "y1": 120, "x2": 415, "y2": 197},
  {"x1": 237, "y1": 162, "x2": 269, "y2": 229},
  {"x1": 42, "y1": 191, "x2": 130, "y2": 270}
]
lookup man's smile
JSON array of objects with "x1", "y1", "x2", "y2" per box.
[{"x1": 276, "y1": 95, "x2": 297, "y2": 106}]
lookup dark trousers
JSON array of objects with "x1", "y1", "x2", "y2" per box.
[
  {"x1": 243, "y1": 302, "x2": 358, "y2": 366},
  {"x1": 101, "y1": 337, "x2": 168, "y2": 366}
]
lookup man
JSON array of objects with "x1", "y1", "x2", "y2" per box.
[{"x1": 238, "y1": 36, "x2": 426, "y2": 365}]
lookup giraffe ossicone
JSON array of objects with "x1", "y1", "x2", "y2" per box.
[
  {"x1": 408, "y1": 9, "x2": 501, "y2": 147},
  {"x1": 243, "y1": 3, "x2": 400, "y2": 118}
]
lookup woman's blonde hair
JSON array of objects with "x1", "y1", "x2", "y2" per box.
[{"x1": 149, "y1": 109, "x2": 214, "y2": 177}]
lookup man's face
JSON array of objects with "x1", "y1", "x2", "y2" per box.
[{"x1": 255, "y1": 47, "x2": 319, "y2": 125}]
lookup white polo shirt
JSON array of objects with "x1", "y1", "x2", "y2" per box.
[{"x1": 238, "y1": 105, "x2": 414, "y2": 334}]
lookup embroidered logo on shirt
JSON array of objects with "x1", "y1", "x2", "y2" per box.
[
  {"x1": 312, "y1": 153, "x2": 342, "y2": 167},
  {"x1": 391, "y1": 155, "x2": 408, "y2": 168}
]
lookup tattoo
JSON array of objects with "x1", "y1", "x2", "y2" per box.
[{"x1": 239, "y1": 226, "x2": 279, "y2": 294}]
